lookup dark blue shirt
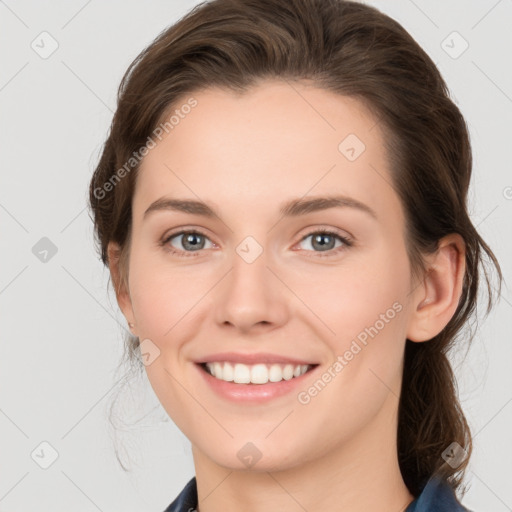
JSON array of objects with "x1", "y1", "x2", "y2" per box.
[{"x1": 163, "y1": 474, "x2": 472, "y2": 511}]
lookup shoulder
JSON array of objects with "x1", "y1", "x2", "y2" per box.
[
  {"x1": 162, "y1": 476, "x2": 197, "y2": 512},
  {"x1": 406, "y1": 475, "x2": 474, "y2": 512}
]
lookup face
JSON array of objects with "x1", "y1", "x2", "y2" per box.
[{"x1": 118, "y1": 80, "x2": 419, "y2": 472}]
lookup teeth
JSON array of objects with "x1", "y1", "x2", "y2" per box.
[{"x1": 204, "y1": 362, "x2": 311, "y2": 384}]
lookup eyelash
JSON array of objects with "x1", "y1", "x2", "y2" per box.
[{"x1": 161, "y1": 228, "x2": 353, "y2": 259}]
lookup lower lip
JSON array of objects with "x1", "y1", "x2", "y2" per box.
[{"x1": 195, "y1": 363, "x2": 319, "y2": 403}]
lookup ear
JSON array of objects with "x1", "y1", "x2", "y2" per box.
[
  {"x1": 107, "y1": 241, "x2": 136, "y2": 335},
  {"x1": 406, "y1": 233, "x2": 466, "y2": 342}
]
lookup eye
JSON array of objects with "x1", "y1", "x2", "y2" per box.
[
  {"x1": 161, "y1": 228, "x2": 353, "y2": 258},
  {"x1": 296, "y1": 229, "x2": 353, "y2": 256},
  {"x1": 162, "y1": 230, "x2": 215, "y2": 257}
]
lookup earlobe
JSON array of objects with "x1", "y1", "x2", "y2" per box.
[
  {"x1": 406, "y1": 234, "x2": 466, "y2": 343},
  {"x1": 107, "y1": 241, "x2": 136, "y2": 331}
]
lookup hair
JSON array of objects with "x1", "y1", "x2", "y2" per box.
[{"x1": 88, "y1": 0, "x2": 503, "y2": 499}]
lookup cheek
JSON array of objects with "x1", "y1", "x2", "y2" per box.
[
  {"x1": 304, "y1": 247, "x2": 411, "y2": 396},
  {"x1": 295, "y1": 250, "x2": 409, "y2": 342},
  {"x1": 127, "y1": 248, "x2": 209, "y2": 338},
  {"x1": 296, "y1": 270, "x2": 409, "y2": 437},
  {"x1": 129, "y1": 275, "x2": 171, "y2": 337}
]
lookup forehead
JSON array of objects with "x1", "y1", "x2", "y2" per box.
[{"x1": 134, "y1": 80, "x2": 401, "y2": 225}]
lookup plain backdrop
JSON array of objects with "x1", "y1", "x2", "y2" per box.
[{"x1": 0, "y1": 0, "x2": 511, "y2": 510}]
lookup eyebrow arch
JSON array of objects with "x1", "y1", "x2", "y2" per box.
[{"x1": 143, "y1": 194, "x2": 377, "y2": 220}]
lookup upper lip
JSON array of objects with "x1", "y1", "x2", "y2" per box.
[{"x1": 195, "y1": 352, "x2": 319, "y2": 366}]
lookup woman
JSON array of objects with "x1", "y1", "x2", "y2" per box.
[{"x1": 88, "y1": 0, "x2": 502, "y2": 510}]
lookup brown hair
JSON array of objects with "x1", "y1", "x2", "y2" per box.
[{"x1": 88, "y1": 0, "x2": 502, "y2": 498}]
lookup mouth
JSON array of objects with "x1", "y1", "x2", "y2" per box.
[{"x1": 197, "y1": 361, "x2": 319, "y2": 385}]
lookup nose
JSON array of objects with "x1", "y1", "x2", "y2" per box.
[{"x1": 214, "y1": 246, "x2": 289, "y2": 334}]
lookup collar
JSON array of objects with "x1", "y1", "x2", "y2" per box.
[{"x1": 405, "y1": 475, "x2": 472, "y2": 511}]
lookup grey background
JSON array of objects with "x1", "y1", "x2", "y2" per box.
[{"x1": 0, "y1": 0, "x2": 511, "y2": 510}]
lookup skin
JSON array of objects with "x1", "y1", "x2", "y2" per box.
[{"x1": 108, "y1": 80, "x2": 466, "y2": 512}]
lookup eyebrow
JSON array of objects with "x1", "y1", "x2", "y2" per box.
[{"x1": 143, "y1": 194, "x2": 378, "y2": 221}]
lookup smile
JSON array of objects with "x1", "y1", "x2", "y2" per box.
[{"x1": 201, "y1": 362, "x2": 316, "y2": 384}]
